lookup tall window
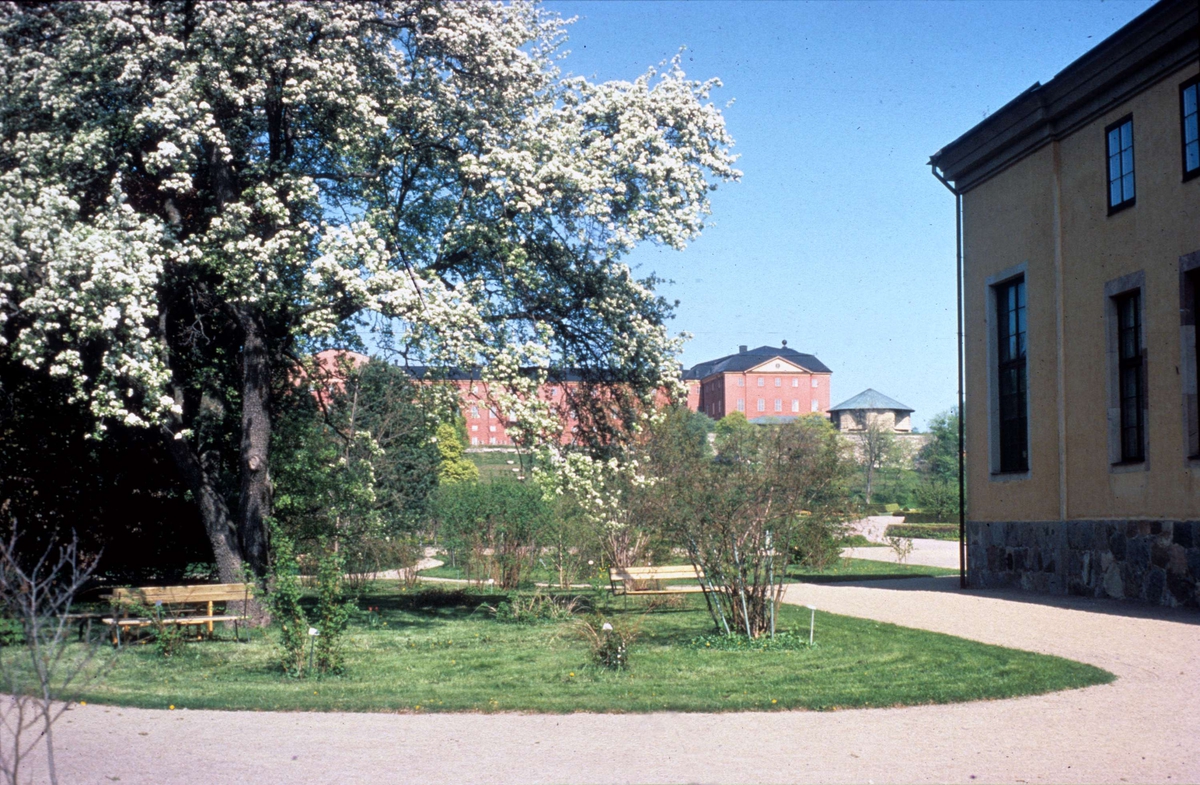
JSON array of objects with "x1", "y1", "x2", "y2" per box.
[
  {"x1": 1115, "y1": 290, "x2": 1145, "y2": 463},
  {"x1": 774, "y1": 399, "x2": 782, "y2": 412},
  {"x1": 791, "y1": 400, "x2": 800, "y2": 413},
  {"x1": 996, "y1": 278, "x2": 1028, "y2": 473},
  {"x1": 811, "y1": 400, "x2": 819, "y2": 412},
  {"x1": 1106, "y1": 116, "x2": 1135, "y2": 212},
  {"x1": 774, "y1": 378, "x2": 781, "y2": 387},
  {"x1": 792, "y1": 378, "x2": 799, "y2": 388},
  {"x1": 737, "y1": 398, "x2": 745, "y2": 412},
  {"x1": 1183, "y1": 77, "x2": 1199, "y2": 180},
  {"x1": 737, "y1": 377, "x2": 744, "y2": 387},
  {"x1": 756, "y1": 399, "x2": 765, "y2": 412},
  {"x1": 757, "y1": 378, "x2": 764, "y2": 387},
  {"x1": 811, "y1": 377, "x2": 819, "y2": 388}
]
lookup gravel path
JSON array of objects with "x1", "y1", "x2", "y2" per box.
[
  {"x1": 843, "y1": 538, "x2": 961, "y2": 568},
  {"x1": 38, "y1": 578, "x2": 1200, "y2": 784}
]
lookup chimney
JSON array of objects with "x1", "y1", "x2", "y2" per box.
[{"x1": 738, "y1": 345, "x2": 747, "y2": 354}]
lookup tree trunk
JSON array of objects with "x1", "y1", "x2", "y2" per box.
[
  {"x1": 236, "y1": 310, "x2": 272, "y2": 577},
  {"x1": 160, "y1": 427, "x2": 245, "y2": 583}
]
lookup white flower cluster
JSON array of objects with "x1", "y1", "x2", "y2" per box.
[{"x1": 1, "y1": 1, "x2": 735, "y2": 447}]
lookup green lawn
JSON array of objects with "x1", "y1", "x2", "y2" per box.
[
  {"x1": 421, "y1": 557, "x2": 957, "y2": 586},
  {"x1": 789, "y1": 558, "x2": 959, "y2": 582},
  {"x1": 465, "y1": 449, "x2": 529, "y2": 482},
  {"x1": 68, "y1": 585, "x2": 1111, "y2": 713}
]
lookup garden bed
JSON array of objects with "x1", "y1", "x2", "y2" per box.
[{"x1": 67, "y1": 584, "x2": 1111, "y2": 713}]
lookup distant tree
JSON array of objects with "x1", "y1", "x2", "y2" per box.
[
  {"x1": 435, "y1": 422, "x2": 479, "y2": 485},
  {"x1": 272, "y1": 358, "x2": 440, "y2": 549},
  {"x1": 916, "y1": 408, "x2": 961, "y2": 520},
  {"x1": 919, "y1": 409, "x2": 961, "y2": 482},
  {"x1": 857, "y1": 418, "x2": 904, "y2": 505}
]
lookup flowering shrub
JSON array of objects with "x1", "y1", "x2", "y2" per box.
[{"x1": 0, "y1": 2, "x2": 738, "y2": 584}]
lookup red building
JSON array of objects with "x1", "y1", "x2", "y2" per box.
[
  {"x1": 684, "y1": 343, "x2": 832, "y2": 422},
  {"x1": 312, "y1": 343, "x2": 833, "y2": 448}
]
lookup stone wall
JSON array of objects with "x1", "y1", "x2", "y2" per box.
[{"x1": 967, "y1": 520, "x2": 1200, "y2": 608}]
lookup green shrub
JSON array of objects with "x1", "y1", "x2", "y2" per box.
[
  {"x1": 153, "y1": 619, "x2": 187, "y2": 658},
  {"x1": 269, "y1": 530, "x2": 309, "y2": 677},
  {"x1": 315, "y1": 547, "x2": 351, "y2": 676},
  {"x1": 576, "y1": 615, "x2": 640, "y2": 671},
  {"x1": 0, "y1": 617, "x2": 24, "y2": 646}
]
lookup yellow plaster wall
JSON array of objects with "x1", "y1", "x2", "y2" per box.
[{"x1": 963, "y1": 63, "x2": 1200, "y2": 523}]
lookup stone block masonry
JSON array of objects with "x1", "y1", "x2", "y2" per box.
[{"x1": 967, "y1": 520, "x2": 1200, "y2": 608}]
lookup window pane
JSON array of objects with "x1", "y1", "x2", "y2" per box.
[
  {"x1": 1188, "y1": 143, "x2": 1200, "y2": 172},
  {"x1": 1185, "y1": 85, "x2": 1197, "y2": 115},
  {"x1": 1121, "y1": 148, "x2": 1133, "y2": 175},
  {"x1": 1108, "y1": 127, "x2": 1120, "y2": 151},
  {"x1": 1121, "y1": 122, "x2": 1132, "y2": 149},
  {"x1": 1122, "y1": 173, "x2": 1134, "y2": 200},
  {"x1": 1109, "y1": 155, "x2": 1121, "y2": 181},
  {"x1": 1110, "y1": 181, "x2": 1122, "y2": 206},
  {"x1": 1186, "y1": 115, "x2": 1198, "y2": 144}
]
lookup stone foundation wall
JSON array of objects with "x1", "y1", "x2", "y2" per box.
[{"x1": 967, "y1": 520, "x2": 1200, "y2": 608}]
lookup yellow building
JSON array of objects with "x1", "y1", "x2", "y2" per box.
[{"x1": 930, "y1": 0, "x2": 1199, "y2": 606}]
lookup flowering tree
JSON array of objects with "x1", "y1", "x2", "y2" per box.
[{"x1": 0, "y1": 1, "x2": 738, "y2": 580}]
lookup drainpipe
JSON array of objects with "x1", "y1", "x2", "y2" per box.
[{"x1": 930, "y1": 164, "x2": 967, "y2": 591}]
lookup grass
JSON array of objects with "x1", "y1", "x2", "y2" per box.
[
  {"x1": 465, "y1": 449, "x2": 528, "y2": 482},
  {"x1": 422, "y1": 557, "x2": 957, "y2": 586},
  {"x1": 789, "y1": 558, "x2": 959, "y2": 582},
  {"x1": 66, "y1": 585, "x2": 1112, "y2": 714}
]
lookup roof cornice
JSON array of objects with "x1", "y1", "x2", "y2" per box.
[{"x1": 930, "y1": 0, "x2": 1199, "y2": 194}]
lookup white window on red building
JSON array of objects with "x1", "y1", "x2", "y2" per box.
[
  {"x1": 471, "y1": 437, "x2": 478, "y2": 445},
  {"x1": 737, "y1": 378, "x2": 744, "y2": 387},
  {"x1": 757, "y1": 378, "x2": 764, "y2": 387},
  {"x1": 812, "y1": 377, "x2": 819, "y2": 388},
  {"x1": 737, "y1": 398, "x2": 745, "y2": 412},
  {"x1": 811, "y1": 400, "x2": 819, "y2": 412},
  {"x1": 470, "y1": 405, "x2": 479, "y2": 418},
  {"x1": 791, "y1": 400, "x2": 800, "y2": 413},
  {"x1": 489, "y1": 425, "x2": 496, "y2": 432},
  {"x1": 489, "y1": 437, "x2": 497, "y2": 445},
  {"x1": 757, "y1": 399, "x2": 765, "y2": 412},
  {"x1": 792, "y1": 378, "x2": 799, "y2": 388},
  {"x1": 774, "y1": 378, "x2": 781, "y2": 387},
  {"x1": 471, "y1": 424, "x2": 478, "y2": 431},
  {"x1": 471, "y1": 384, "x2": 478, "y2": 393},
  {"x1": 774, "y1": 399, "x2": 782, "y2": 412}
]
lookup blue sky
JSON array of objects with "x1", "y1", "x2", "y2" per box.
[{"x1": 545, "y1": 0, "x2": 1157, "y2": 428}]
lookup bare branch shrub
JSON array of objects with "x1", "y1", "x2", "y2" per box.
[{"x1": 0, "y1": 522, "x2": 109, "y2": 785}]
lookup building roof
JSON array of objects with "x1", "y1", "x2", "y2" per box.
[
  {"x1": 929, "y1": 0, "x2": 1198, "y2": 194},
  {"x1": 684, "y1": 345, "x2": 831, "y2": 380},
  {"x1": 828, "y1": 388, "x2": 914, "y2": 414}
]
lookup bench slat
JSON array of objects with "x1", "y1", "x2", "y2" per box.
[
  {"x1": 105, "y1": 583, "x2": 254, "y2": 604},
  {"x1": 101, "y1": 615, "x2": 245, "y2": 627}
]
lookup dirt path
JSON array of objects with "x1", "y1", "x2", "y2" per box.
[{"x1": 39, "y1": 578, "x2": 1200, "y2": 784}]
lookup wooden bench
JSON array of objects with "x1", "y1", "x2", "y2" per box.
[
  {"x1": 608, "y1": 565, "x2": 707, "y2": 597},
  {"x1": 101, "y1": 583, "x2": 254, "y2": 647}
]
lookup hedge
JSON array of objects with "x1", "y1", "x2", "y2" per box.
[{"x1": 883, "y1": 523, "x2": 959, "y2": 541}]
